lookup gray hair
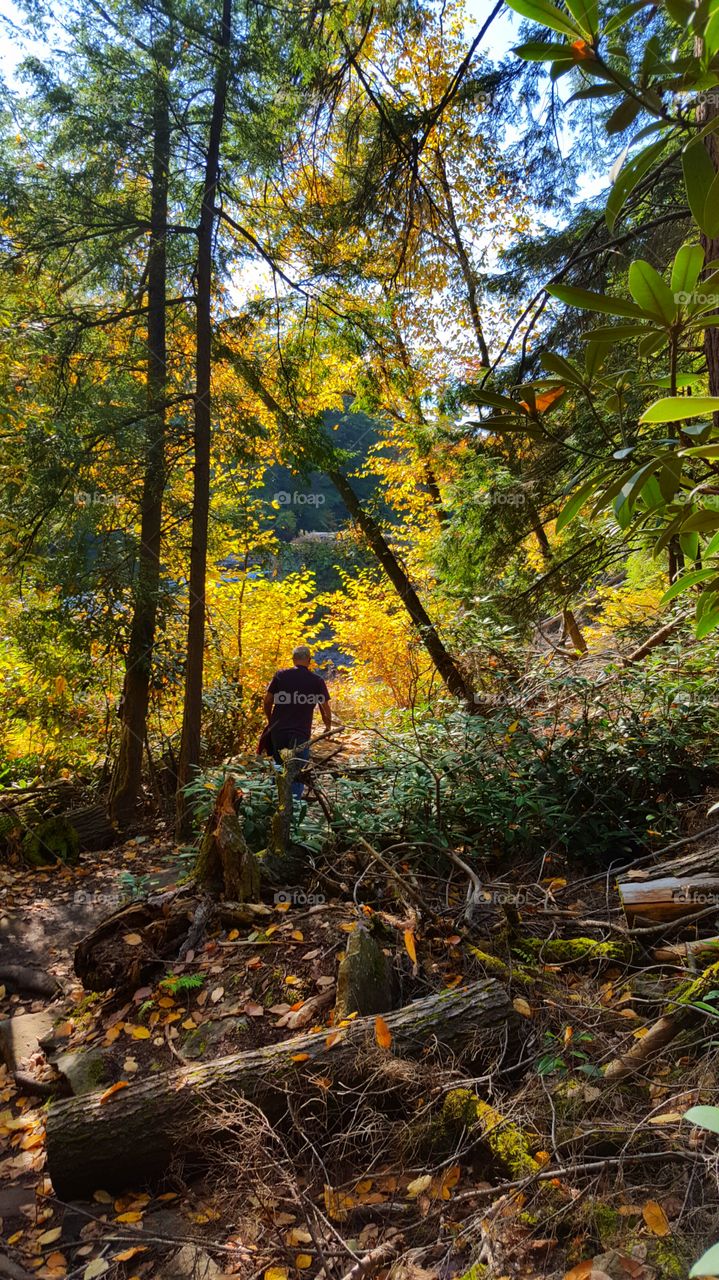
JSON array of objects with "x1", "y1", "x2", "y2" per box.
[{"x1": 292, "y1": 644, "x2": 311, "y2": 662}]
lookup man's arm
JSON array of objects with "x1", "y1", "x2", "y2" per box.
[
  {"x1": 319, "y1": 696, "x2": 332, "y2": 731},
  {"x1": 263, "y1": 681, "x2": 276, "y2": 721}
]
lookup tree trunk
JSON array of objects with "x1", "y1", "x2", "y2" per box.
[
  {"x1": 327, "y1": 468, "x2": 475, "y2": 704},
  {"x1": 108, "y1": 46, "x2": 171, "y2": 827},
  {"x1": 175, "y1": 0, "x2": 233, "y2": 837},
  {"x1": 46, "y1": 977, "x2": 514, "y2": 1197}
]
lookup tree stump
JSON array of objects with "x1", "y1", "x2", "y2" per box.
[{"x1": 195, "y1": 776, "x2": 260, "y2": 900}]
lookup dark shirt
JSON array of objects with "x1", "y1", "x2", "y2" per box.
[{"x1": 267, "y1": 666, "x2": 330, "y2": 740}]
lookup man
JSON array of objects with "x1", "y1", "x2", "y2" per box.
[{"x1": 263, "y1": 645, "x2": 331, "y2": 799}]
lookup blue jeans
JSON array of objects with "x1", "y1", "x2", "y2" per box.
[{"x1": 270, "y1": 729, "x2": 310, "y2": 799}]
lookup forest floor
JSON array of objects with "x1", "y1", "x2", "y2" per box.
[{"x1": 1, "y1": 754, "x2": 719, "y2": 1280}]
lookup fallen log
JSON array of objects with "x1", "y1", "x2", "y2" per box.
[
  {"x1": 653, "y1": 935, "x2": 719, "y2": 964},
  {"x1": 618, "y1": 873, "x2": 719, "y2": 925},
  {"x1": 46, "y1": 977, "x2": 514, "y2": 1198}
]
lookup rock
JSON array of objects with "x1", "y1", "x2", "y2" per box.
[
  {"x1": 0, "y1": 1009, "x2": 55, "y2": 1071},
  {"x1": 156, "y1": 1244, "x2": 223, "y2": 1279},
  {"x1": 590, "y1": 1251, "x2": 656, "y2": 1280},
  {"x1": 55, "y1": 1048, "x2": 111, "y2": 1095},
  {"x1": 181, "y1": 1017, "x2": 248, "y2": 1060},
  {"x1": 335, "y1": 925, "x2": 396, "y2": 1019}
]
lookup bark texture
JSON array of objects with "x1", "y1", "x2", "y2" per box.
[{"x1": 46, "y1": 977, "x2": 514, "y2": 1197}]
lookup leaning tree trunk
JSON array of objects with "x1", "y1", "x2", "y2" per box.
[
  {"x1": 108, "y1": 45, "x2": 171, "y2": 827},
  {"x1": 175, "y1": 0, "x2": 233, "y2": 838},
  {"x1": 46, "y1": 977, "x2": 514, "y2": 1197},
  {"x1": 327, "y1": 468, "x2": 475, "y2": 704}
]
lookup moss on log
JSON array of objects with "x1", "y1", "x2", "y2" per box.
[{"x1": 46, "y1": 977, "x2": 515, "y2": 1198}]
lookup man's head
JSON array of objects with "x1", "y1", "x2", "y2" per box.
[{"x1": 292, "y1": 644, "x2": 311, "y2": 668}]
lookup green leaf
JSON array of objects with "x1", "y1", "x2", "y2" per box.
[
  {"x1": 661, "y1": 566, "x2": 719, "y2": 603},
  {"x1": 540, "y1": 351, "x2": 585, "y2": 383},
  {"x1": 689, "y1": 1242, "x2": 719, "y2": 1280},
  {"x1": 703, "y1": 529, "x2": 719, "y2": 557},
  {"x1": 657, "y1": 455, "x2": 683, "y2": 502},
  {"x1": 680, "y1": 530, "x2": 700, "y2": 559},
  {"x1": 606, "y1": 97, "x2": 641, "y2": 134},
  {"x1": 555, "y1": 477, "x2": 599, "y2": 531},
  {"x1": 684, "y1": 1104, "x2": 719, "y2": 1135},
  {"x1": 565, "y1": 0, "x2": 598, "y2": 34},
  {"x1": 462, "y1": 387, "x2": 525, "y2": 412},
  {"x1": 696, "y1": 606, "x2": 719, "y2": 638},
  {"x1": 628, "y1": 260, "x2": 677, "y2": 324},
  {"x1": 670, "y1": 244, "x2": 705, "y2": 299},
  {"x1": 606, "y1": 138, "x2": 669, "y2": 231},
  {"x1": 683, "y1": 140, "x2": 717, "y2": 235},
  {"x1": 640, "y1": 396, "x2": 719, "y2": 422},
  {"x1": 703, "y1": 171, "x2": 719, "y2": 238},
  {"x1": 680, "y1": 444, "x2": 719, "y2": 457},
  {"x1": 615, "y1": 458, "x2": 663, "y2": 515},
  {"x1": 504, "y1": 0, "x2": 585, "y2": 38},
  {"x1": 512, "y1": 40, "x2": 570, "y2": 58},
  {"x1": 580, "y1": 323, "x2": 652, "y2": 341},
  {"x1": 680, "y1": 510, "x2": 719, "y2": 532},
  {"x1": 604, "y1": 0, "x2": 655, "y2": 34},
  {"x1": 547, "y1": 283, "x2": 648, "y2": 319}
]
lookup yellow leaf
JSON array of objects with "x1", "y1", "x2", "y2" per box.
[
  {"x1": 535, "y1": 1150, "x2": 551, "y2": 1166},
  {"x1": 292, "y1": 930, "x2": 304, "y2": 942},
  {"x1": 54, "y1": 676, "x2": 67, "y2": 696},
  {"x1": 325, "y1": 1031, "x2": 343, "y2": 1048},
  {"x1": 129, "y1": 1026, "x2": 151, "y2": 1040},
  {"x1": 228, "y1": 929, "x2": 239, "y2": 941},
  {"x1": 323, "y1": 1186, "x2": 354, "y2": 1221},
  {"x1": 374, "y1": 1015, "x2": 392, "y2": 1049},
  {"x1": 563, "y1": 1264, "x2": 594, "y2": 1280},
  {"x1": 83, "y1": 1262, "x2": 109, "y2": 1280},
  {"x1": 404, "y1": 930, "x2": 417, "y2": 964},
  {"x1": 295, "y1": 1256, "x2": 313, "y2": 1269},
  {"x1": 339, "y1": 922, "x2": 356, "y2": 933},
  {"x1": 98, "y1": 1082, "x2": 129, "y2": 1105},
  {"x1": 407, "y1": 1174, "x2": 432, "y2": 1198},
  {"x1": 115, "y1": 1211, "x2": 143, "y2": 1223},
  {"x1": 442, "y1": 1164, "x2": 461, "y2": 1191},
  {"x1": 38, "y1": 1228, "x2": 62, "y2": 1245},
  {"x1": 649, "y1": 1111, "x2": 682, "y2": 1123},
  {"x1": 123, "y1": 934, "x2": 142, "y2": 946},
  {"x1": 113, "y1": 1248, "x2": 147, "y2": 1263},
  {"x1": 513, "y1": 997, "x2": 532, "y2": 1018},
  {"x1": 265, "y1": 1268, "x2": 289, "y2": 1280},
  {"x1": 642, "y1": 1200, "x2": 670, "y2": 1236},
  {"x1": 291, "y1": 1053, "x2": 310, "y2": 1062}
]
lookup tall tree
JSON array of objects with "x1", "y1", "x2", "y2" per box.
[
  {"x1": 175, "y1": 0, "x2": 233, "y2": 835},
  {"x1": 108, "y1": 25, "x2": 172, "y2": 824}
]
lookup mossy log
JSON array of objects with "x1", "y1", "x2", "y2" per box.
[
  {"x1": 46, "y1": 977, "x2": 515, "y2": 1198},
  {"x1": 513, "y1": 936, "x2": 631, "y2": 964},
  {"x1": 604, "y1": 958, "x2": 719, "y2": 1082},
  {"x1": 442, "y1": 1088, "x2": 541, "y2": 1179}
]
